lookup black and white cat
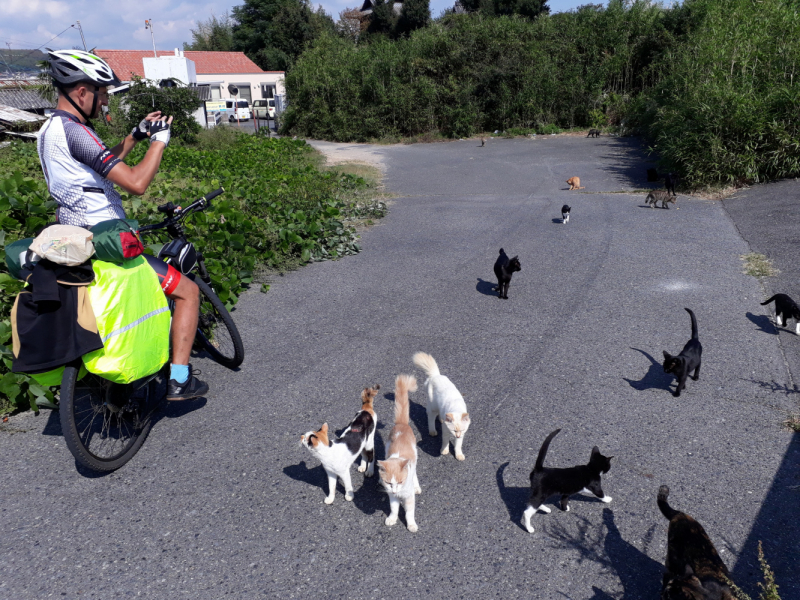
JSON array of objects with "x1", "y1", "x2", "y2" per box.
[
  {"x1": 662, "y1": 308, "x2": 702, "y2": 397},
  {"x1": 300, "y1": 385, "x2": 379, "y2": 504},
  {"x1": 761, "y1": 293, "x2": 800, "y2": 334},
  {"x1": 561, "y1": 204, "x2": 571, "y2": 224},
  {"x1": 493, "y1": 248, "x2": 521, "y2": 300},
  {"x1": 522, "y1": 429, "x2": 613, "y2": 533}
]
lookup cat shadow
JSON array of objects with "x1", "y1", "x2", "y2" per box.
[
  {"x1": 496, "y1": 462, "x2": 532, "y2": 530},
  {"x1": 551, "y1": 218, "x2": 564, "y2": 224},
  {"x1": 476, "y1": 278, "x2": 498, "y2": 297},
  {"x1": 384, "y1": 391, "x2": 440, "y2": 457},
  {"x1": 746, "y1": 312, "x2": 777, "y2": 335},
  {"x1": 623, "y1": 348, "x2": 674, "y2": 393},
  {"x1": 548, "y1": 508, "x2": 663, "y2": 599}
]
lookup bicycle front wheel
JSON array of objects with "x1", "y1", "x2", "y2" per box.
[
  {"x1": 194, "y1": 277, "x2": 244, "y2": 369},
  {"x1": 59, "y1": 363, "x2": 164, "y2": 472}
]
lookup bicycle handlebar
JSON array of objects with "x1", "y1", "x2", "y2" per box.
[{"x1": 139, "y1": 187, "x2": 225, "y2": 234}]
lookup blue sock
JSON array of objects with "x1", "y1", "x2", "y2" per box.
[{"x1": 170, "y1": 364, "x2": 189, "y2": 384}]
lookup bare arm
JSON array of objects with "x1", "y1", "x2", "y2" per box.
[
  {"x1": 109, "y1": 133, "x2": 137, "y2": 160},
  {"x1": 106, "y1": 142, "x2": 166, "y2": 196}
]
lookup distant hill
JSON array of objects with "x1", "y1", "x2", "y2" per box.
[{"x1": 0, "y1": 50, "x2": 47, "y2": 73}]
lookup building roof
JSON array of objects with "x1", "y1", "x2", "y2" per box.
[
  {"x1": 0, "y1": 103, "x2": 47, "y2": 127},
  {"x1": 0, "y1": 88, "x2": 54, "y2": 110},
  {"x1": 95, "y1": 50, "x2": 283, "y2": 81}
]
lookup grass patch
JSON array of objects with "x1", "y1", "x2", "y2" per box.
[
  {"x1": 783, "y1": 414, "x2": 800, "y2": 432},
  {"x1": 728, "y1": 542, "x2": 782, "y2": 600},
  {"x1": 741, "y1": 253, "x2": 779, "y2": 278}
]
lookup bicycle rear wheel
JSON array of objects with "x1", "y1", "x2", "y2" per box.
[
  {"x1": 194, "y1": 276, "x2": 244, "y2": 369},
  {"x1": 59, "y1": 363, "x2": 165, "y2": 472}
]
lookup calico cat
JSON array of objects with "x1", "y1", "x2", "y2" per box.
[
  {"x1": 412, "y1": 352, "x2": 471, "y2": 461},
  {"x1": 663, "y1": 308, "x2": 702, "y2": 397},
  {"x1": 665, "y1": 172, "x2": 679, "y2": 196},
  {"x1": 522, "y1": 429, "x2": 613, "y2": 533},
  {"x1": 566, "y1": 176, "x2": 585, "y2": 190},
  {"x1": 493, "y1": 248, "x2": 521, "y2": 300},
  {"x1": 300, "y1": 384, "x2": 379, "y2": 504},
  {"x1": 658, "y1": 486, "x2": 734, "y2": 600},
  {"x1": 761, "y1": 293, "x2": 800, "y2": 334},
  {"x1": 378, "y1": 374, "x2": 421, "y2": 532},
  {"x1": 587, "y1": 129, "x2": 601, "y2": 138},
  {"x1": 646, "y1": 189, "x2": 676, "y2": 209},
  {"x1": 561, "y1": 204, "x2": 571, "y2": 223}
]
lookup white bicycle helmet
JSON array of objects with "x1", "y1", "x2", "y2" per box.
[{"x1": 47, "y1": 49, "x2": 122, "y2": 88}]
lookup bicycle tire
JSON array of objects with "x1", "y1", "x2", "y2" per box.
[
  {"x1": 59, "y1": 363, "x2": 164, "y2": 472},
  {"x1": 193, "y1": 276, "x2": 244, "y2": 369}
]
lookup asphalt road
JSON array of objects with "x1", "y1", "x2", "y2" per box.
[{"x1": 1, "y1": 136, "x2": 798, "y2": 600}]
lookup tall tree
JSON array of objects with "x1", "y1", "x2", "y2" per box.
[
  {"x1": 396, "y1": 0, "x2": 430, "y2": 36},
  {"x1": 232, "y1": 0, "x2": 335, "y2": 71},
  {"x1": 460, "y1": 0, "x2": 548, "y2": 19},
  {"x1": 184, "y1": 13, "x2": 234, "y2": 51},
  {"x1": 366, "y1": 0, "x2": 397, "y2": 36}
]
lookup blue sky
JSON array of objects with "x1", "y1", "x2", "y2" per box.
[{"x1": 1, "y1": 0, "x2": 603, "y2": 59}]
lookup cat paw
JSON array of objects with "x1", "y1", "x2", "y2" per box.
[
  {"x1": 600, "y1": 496, "x2": 613, "y2": 503},
  {"x1": 672, "y1": 391, "x2": 681, "y2": 397},
  {"x1": 523, "y1": 522, "x2": 535, "y2": 534},
  {"x1": 365, "y1": 468, "x2": 374, "y2": 478},
  {"x1": 428, "y1": 430, "x2": 438, "y2": 437},
  {"x1": 324, "y1": 496, "x2": 335, "y2": 505},
  {"x1": 357, "y1": 464, "x2": 366, "y2": 473},
  {"x1": 441, "y1": 447, "x2": 450, "y2": 455},
  {"x1": 538, "y1": 505, "x2": 551, "y2": 514},
  {"x1": 456, "y1": 453, "x2": 466, "y2": 461},
  {"x1": 345, "y1": 492, "x2": 354, "y2": 502},
  {"x1": 407, "y1": 522, "x2": 418, "y2": 533},
  {"x1": 564, "y1": 505, "x2": 570, "y2": 512},
  {"x1": 415, "y1": 486, "x2": 422, "y2": 494},
  {"x1": 385, "y1": 516, "x2": 398, "y2": 527}
]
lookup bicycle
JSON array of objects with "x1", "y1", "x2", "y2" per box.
[{"x1": 59, "y1": 188, "x2": 244, "y2": 472}]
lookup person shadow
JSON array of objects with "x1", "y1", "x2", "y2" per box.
[
  {"x1": 476, "y1": 278, "x2": 498, "y2": 297},
  {"x1": 549, "y1": 508, "x2": 664, "y2": 598},
  {"x1": 623, "y1": 348, "x2": 674, "y2": 393},
  {"x1": 746, "y1": 312, "x2": 778, "y2": 335}
]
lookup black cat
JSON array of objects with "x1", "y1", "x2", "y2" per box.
[
  {"x1": 761, "y1": 293, "x2": 800, "y2": 334},
  {"x1": 663, "y1": 308, "x2": 702, "y2": 397},
  {"x1": 587, "y1": 128, "x2": 601, "y2": 138},
  {"x1": 658, "y1": 486, "x2": 733, "y2": 600},
  {"x1": 665, "y1": 172, "x2": 679, "y2": 196},
  {"x1": 647, "y1": 168, "x2": 659, "y2": 182},
  {"x1": 561, "y1": 204, "x2": 571, "y2": 224},
  {"x1": 522, "y1": 429, "x2": 613, "y2": 533},
  {"x1": 493, "y1": 248, "x2": 521, "y2": 300}
]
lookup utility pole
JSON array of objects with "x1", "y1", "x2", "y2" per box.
[
  {"x1": 144, "y1": 20, "x2": 157, "y2": 58},
  {"x1": 76, "y1": 21, "x2": 87, "y2": 51}
]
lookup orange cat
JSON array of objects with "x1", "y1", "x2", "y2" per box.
[{"x1": 566, "y1": 177, "x2": 585, "y2": 190}]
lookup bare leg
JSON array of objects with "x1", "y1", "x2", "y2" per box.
[{"x1": 166, "y1": 276, "x2": 200, "y2": 366}]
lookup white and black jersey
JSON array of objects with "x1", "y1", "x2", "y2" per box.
[{"x1": 37, "y1": 110, "x2": 126, "y2": 227}]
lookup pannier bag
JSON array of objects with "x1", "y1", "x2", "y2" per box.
[
  {"x1": 4, "y1": 237, "x2": 39, "y2": 280},
  {"x1": 82, "y1": 256, "x2": 170, "y2": 384},
  {"x1": 89, "y1": 219, "x2": 144, "y2": 264},
  {"x1": 30, "y1": 225, "x2": 94, "y2": 266}
]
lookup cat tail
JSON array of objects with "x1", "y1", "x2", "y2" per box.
[
  {"x1": 412, "y1": 352, "x2": 440, "y2": 379},
  {"x1": 657, "y1": 485, "x2": 681, "y2": 520},
  {"x1": 534, "y1": 429, "x2": 561, "y2": 472},
  {"x1": 393, "y1": 374, "x2": 418, "y2": 426},
  {"x1": 685, "y1": 308, "x2": 698, "y2": 340},
  {"x1": 760, "y1": 295, "x2": 778, "y2": 306}
]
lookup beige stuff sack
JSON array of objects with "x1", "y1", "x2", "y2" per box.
[{"x1": 30, "y1": 225, "x2": 94, "y2": 266}]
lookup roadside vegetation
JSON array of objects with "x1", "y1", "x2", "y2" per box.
[{"x1": 0, "y1": 130, "x2": 385, "y2": 415}]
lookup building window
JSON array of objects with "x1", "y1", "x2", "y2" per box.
[
  {"x1": 231, "y1": 83, "x2": 252, "y2": 103},
  {"x1": 261, "y1": 84, "x2": 276, "y2": 99},
  {"x1": 211, "y1": 86, "x2": 221, "y2": 100}
]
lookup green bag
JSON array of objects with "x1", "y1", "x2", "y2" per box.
[
  {"x1": 4, "y1": 237, "x2": 36, "y2": 280},
  {"x1": 89, "y1": 219, "x2": 144, "y2": 264}
]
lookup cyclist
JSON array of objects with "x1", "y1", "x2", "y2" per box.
[{"x1": 37, "y1": 49, "x2": 208, "y2": 401}]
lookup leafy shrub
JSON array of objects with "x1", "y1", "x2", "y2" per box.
[{"x1": 0, "y1": 136, "x2": 381, "y2": 415}]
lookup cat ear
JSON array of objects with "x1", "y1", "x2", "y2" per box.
[
  {"x1": 399, "y1": 458, "x2": 410, "y2": 470},
  {"x1": 591, "y1": 446, "x2": 601, "y2": 456},
  {"x1": 462, "y1": 413, "x2": 470, "y2": 422},
  {"x1": 663, "y1": 351, "x2": 672, "y2": 360},
  {"x1": 445, "y1": 413, "x2": 455, "y2": 423},
  {"x1": 377, "y1": 461, "x2": 386, "y2": 471},
  {"x1": 320, "y1": 423, "x2": 328, "y2": 434}
]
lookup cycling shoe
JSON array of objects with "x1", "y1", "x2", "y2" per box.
[{"x1": 166, "y1": 365, "x2": 209, "y2": 401}]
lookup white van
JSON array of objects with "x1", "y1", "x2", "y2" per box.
[
  {"x1": 225, "y1": 100, "x2": 251, "y2": 121},
  {"x1": 252, "y1": 99, "x2": 276, "y2": 119}
]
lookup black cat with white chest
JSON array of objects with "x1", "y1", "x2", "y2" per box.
[
  {"x1": 561, "y1": 205, "x2": 571, "y2": 224},
  {"x1": 493, "y1": 248, "x2": 521, "y2": 300},
  {"x1": 522, "y1": 429, "x2": 613, "y2": 533},
  {"x1": 761, "y1": 293, "x2": 800, "y2": 334},
  {"x1": 662, "y1": 308, "x2": 702, "y2": 397}
]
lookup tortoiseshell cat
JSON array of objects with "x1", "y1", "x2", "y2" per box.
[
  {"x1": 658, "y1": 485, "x2": 733, "y2": 600},
  {"x1": 663, "y1": 308, "x2": 702, "y2": 397}
]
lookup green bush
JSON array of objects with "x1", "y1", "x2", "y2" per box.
[{"x1": 0, "y1": 136, "x2": 383, "y2": 415}]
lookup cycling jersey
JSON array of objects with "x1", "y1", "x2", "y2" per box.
[{"x1": 37, "y1": 110, "x2": 125, "y2": 227}]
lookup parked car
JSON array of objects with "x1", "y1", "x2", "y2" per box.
[
  {"x1": 225, "y1": 100, "x2": 251, "y2": 121},
  {"x1": 252, "y1": 99, "x2": 276, "y2": 119}
]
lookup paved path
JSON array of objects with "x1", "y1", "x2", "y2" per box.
[{"x1": 1, "y1": 137, "x2": 798, "y2": 600}]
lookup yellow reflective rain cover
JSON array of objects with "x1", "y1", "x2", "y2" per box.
[{"x1": 83, "y1": 257, "x2": 170, "y2": 384}]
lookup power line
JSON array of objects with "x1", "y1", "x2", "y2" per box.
[{"x1": 4, "y1": 23, "x2": 80, "y2": 69}]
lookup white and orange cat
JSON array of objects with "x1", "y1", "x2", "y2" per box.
[
  {"x1": 378, "y1": 375, "x2": 421, "y2": 532},
  {"x1": 412, "y1": 352, "x2": 471, "y2": 461},
  {"x1": 300, "y1": 384, "x2": 379, "y2": 504}
]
